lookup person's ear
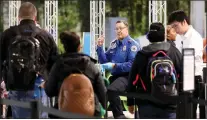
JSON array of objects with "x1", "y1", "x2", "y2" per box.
[
  {"x1": 78, "y1": 44, "x2": 82, "y2": 52},
  {"x1": 181, "y1": 20, "x2": 186, "y2": 26}
]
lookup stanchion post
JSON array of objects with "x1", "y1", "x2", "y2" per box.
[
  {"x1": 134, "y1": 98, "x2": 139, "y2": 119},
  {"x1": 183, "y1": 92, "x2": 193, "y2": 119},
  {"x1": 104, "y1": 92, "x2": 108, "y2": 119},
  {"x1": 0, "y1": 99, "x2": 2, "y2": 118},
  {"x1": 30, "y1": 100, "x2": 39, "y2": 119},
  {"x1": 182, "y1": 48, "x2": 195, "y2": 119},
  {"x1": 203, "y1": 67, "x2": 207, "y2": 118}
]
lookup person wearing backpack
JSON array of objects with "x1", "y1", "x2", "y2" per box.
[
  {"x1": 127, "y1": 22, "x2": 182, "y2": 119},
  {"x1": 0, "y1": 2, "x2": 58, "y2": 118},
  {"x1": 44, "y1": 31, "x2": 106, "y2": 117}
]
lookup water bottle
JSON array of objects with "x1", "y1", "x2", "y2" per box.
[{"x1": 34, "y1": 75, "x2": 44, "y2": 99}]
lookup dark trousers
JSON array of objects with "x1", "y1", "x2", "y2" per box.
[
  {"x1": 193, "y1": 76, "x2": 205, "y2": 119},
  {"x1": 107, "y1": 75, "x2": 128, "y2": 118},
  {"x1": 139, "y1": 104, "x2": 176, "y2": 119}
]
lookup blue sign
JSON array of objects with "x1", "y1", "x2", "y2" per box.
[{"x1": 83, "y1": 32, "x2": 91, "y2": 56}]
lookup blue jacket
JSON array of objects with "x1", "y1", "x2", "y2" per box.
[{"x1": 96, "y1": 35, "x2": 141, "y2": 75}]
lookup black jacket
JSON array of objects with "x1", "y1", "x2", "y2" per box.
[
  {"x1": 127, "y1": 42, "x2": 182, "y2": 111},
  {"x1": 167, "y1": 40, "x2": 176, "y2": 47},
  {"x1": 0, "y1": 19, "x2": 58, "y2": 90},
  {"x1": 44, "y1": 53, "x2": 107, "y2": 115}
]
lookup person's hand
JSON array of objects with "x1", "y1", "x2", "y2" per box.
[
  {"x1": 101, "y1": 62, "x2": 115, "y2": 70},
  {"x1": 128, "y1": 106, "x2": 135, "y2": 114},
  {"x1": 97, "y1": 35, "x2": 104, "y2": 47},
  {"x1": 167, "y1": 25, "x2": 176, "y2": 41},
  {"x1": 39, "y1": 81, "x2": 45, "y2": 88}
]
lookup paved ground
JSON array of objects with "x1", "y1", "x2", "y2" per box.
[
  {"x1": 107, "y1": 111, "x2": 134, "y2": 119},
  {"x1": 107, "y1": 110, "x2": 200, "y2": 119}
]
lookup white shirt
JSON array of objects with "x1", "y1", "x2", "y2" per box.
[{"x1": 175, "y1": 25, "x2": 203, "y2": 76}]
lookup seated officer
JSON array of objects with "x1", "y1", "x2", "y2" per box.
[{"x1": 96, "y1": 20, "x2": 141, "y2": 118}]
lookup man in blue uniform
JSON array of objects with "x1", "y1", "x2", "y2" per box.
[{"x1": 96, "y1": 20, "x2": 141, "y2": 118}]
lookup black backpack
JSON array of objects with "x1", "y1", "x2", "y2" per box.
[
  {"x1": 6, "y1": 27, "x2": 41, "y2": 88},
  {"x1": 147, "y1": 51, "x2": 178, "y2": 102},
  {"x1": 133, "y1": 50, "x2": 178, "y2": 104}
]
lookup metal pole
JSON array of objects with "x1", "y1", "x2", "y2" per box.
[
  {"x1": 183, "y1": 92, "x2": 193, "y2": 119},
  {"x1": 203, "y1": 67, "x2": 207, "y2": 118},
  {"x1": 30, "y1": 101, "x2": 39, "y2": 119},
  {"x1": 104, "y1": 92, "x2": 108, "y2": 119}
]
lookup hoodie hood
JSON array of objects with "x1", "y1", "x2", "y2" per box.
[
  {"x1": 61, "y1": 53, "x2": 97, "y2": 63},
  {"x1": 142, "y1": 42, "x2": 171, "y2": 53},
  {"x1": 58, "y1": 53, "x2": 97, "y2": 66}
]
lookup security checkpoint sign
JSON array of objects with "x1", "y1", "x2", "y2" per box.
[{"x1": 183, "y1": 48, "x2": 195, "y2": 92}]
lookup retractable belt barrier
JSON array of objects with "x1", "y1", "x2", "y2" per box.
[
  {"x1": 107, "y1": 90, "x2": 207, "y2": 106},
  {"x1": 0, "y1": 91, "x2": 206, "y2": 118},
  {"x1": 104, "y1": 90, "x2": 207, "y2": 119},
  {"x1": 0, "y1": 98, "x2": 97, "y2": 119}
]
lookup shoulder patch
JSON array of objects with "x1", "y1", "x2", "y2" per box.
[
  {"x1": 127, "y1": 40, "x2": 132, "y2": 43},
  {"x1": 109, "y1": 39, "x2": 117, "y2": 49},
  {"x1": 131, "y1": 45, "x2": 138, "y2": 52},
  {"x1": 111, "y1": 39, "x2": 117, "y2": 44},
  {"x1": 111, "y1": 42, "x2": 117, "y2": 49}
]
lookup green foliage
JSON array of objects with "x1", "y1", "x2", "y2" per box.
[
  {"x1": 0, "y1": 0, "x2": 192, "y2": 50},
  {"x1": 58, "y1": 1, "x2": 80, "y2": 33},
  {"x1": 58, "y1": 39, "x2": 65, "y2": 54},
  {"x1": 56, "y1": 0, "x2": 191, "y2": 50}
]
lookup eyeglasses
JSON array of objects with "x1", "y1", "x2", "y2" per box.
[
  {"x1": 171, "y1": 23, "x2": 180, "y2": 29},
  {"x1": 114, "y1": 27, "x2": 127, "y2": 31}
]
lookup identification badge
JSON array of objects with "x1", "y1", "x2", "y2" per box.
[
  {"x1": 131, "y1": 45, "x2": 137, "y2": 52},
  {"x1": 110, "y1": 43, "x2": 116, "y2": 49},
  {"x1": 123, "y1": 46, "x2": 126, "y2": 51}
]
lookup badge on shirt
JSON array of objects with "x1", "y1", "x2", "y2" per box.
[
  {"x1": 110, "y1": 43, "x2": 116, "y2": 49},
  {"x1": 131, "y1": 45, "x2": 137, "y2": 52},
  {"x1": 122, "y1": 46, "x2": 126, "y2": 51}
]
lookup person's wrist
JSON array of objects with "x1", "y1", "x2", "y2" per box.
[{"x1": 112, "y1": 63, "x2": 116, "y2": 68}]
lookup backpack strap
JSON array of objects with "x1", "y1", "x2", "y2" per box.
[
  {"x1": 132, "y1": 51, "x2": 147, "y2": 91},
  {"x1": 31, "y1": 27, "x2": 40, "y2": 38},
  {"x1": 133, "y1": 74, "x2": 146, "y2": 91},
  {"x1": 15, "y1": 25, "x2": 40, "y2": 38}
]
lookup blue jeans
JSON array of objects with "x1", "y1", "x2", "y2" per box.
[
  {"x1": 39, "y1": 89, "x2": 50, "y2": 118},
  {"x1": 138, "y1": 104, "x2": 176, "y2": 119},
  {"x1": 8, "y1": 91, "x2": 36, "y2": 119}
]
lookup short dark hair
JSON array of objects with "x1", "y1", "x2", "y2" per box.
[
  {"x1": 60, "y1": 31, "x2": 80, "y2": 53},
  {"x1": 19, "y1": 2, "x2": 37, "y2": 20},
  {"x1": 116, "y1": 20, "x2": 129, "y2": 27},
  {"x1": 168, "y1": 10, "x2": 190, "y2": 25},
  {"x1": 147, "y1": 22, "x2": 165, "y2": 43}
]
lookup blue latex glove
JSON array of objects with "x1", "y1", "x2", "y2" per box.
[{"x1": 101, "y1": 62, "x2": 114, "y2": 70}]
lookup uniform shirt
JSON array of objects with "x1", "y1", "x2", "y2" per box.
[
  {"x1": 175, "y1": 25, "x2": 203, "y2": 76},
  {"x1": 96, "y1": 35, "x2": 141, "y2": 75}
]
